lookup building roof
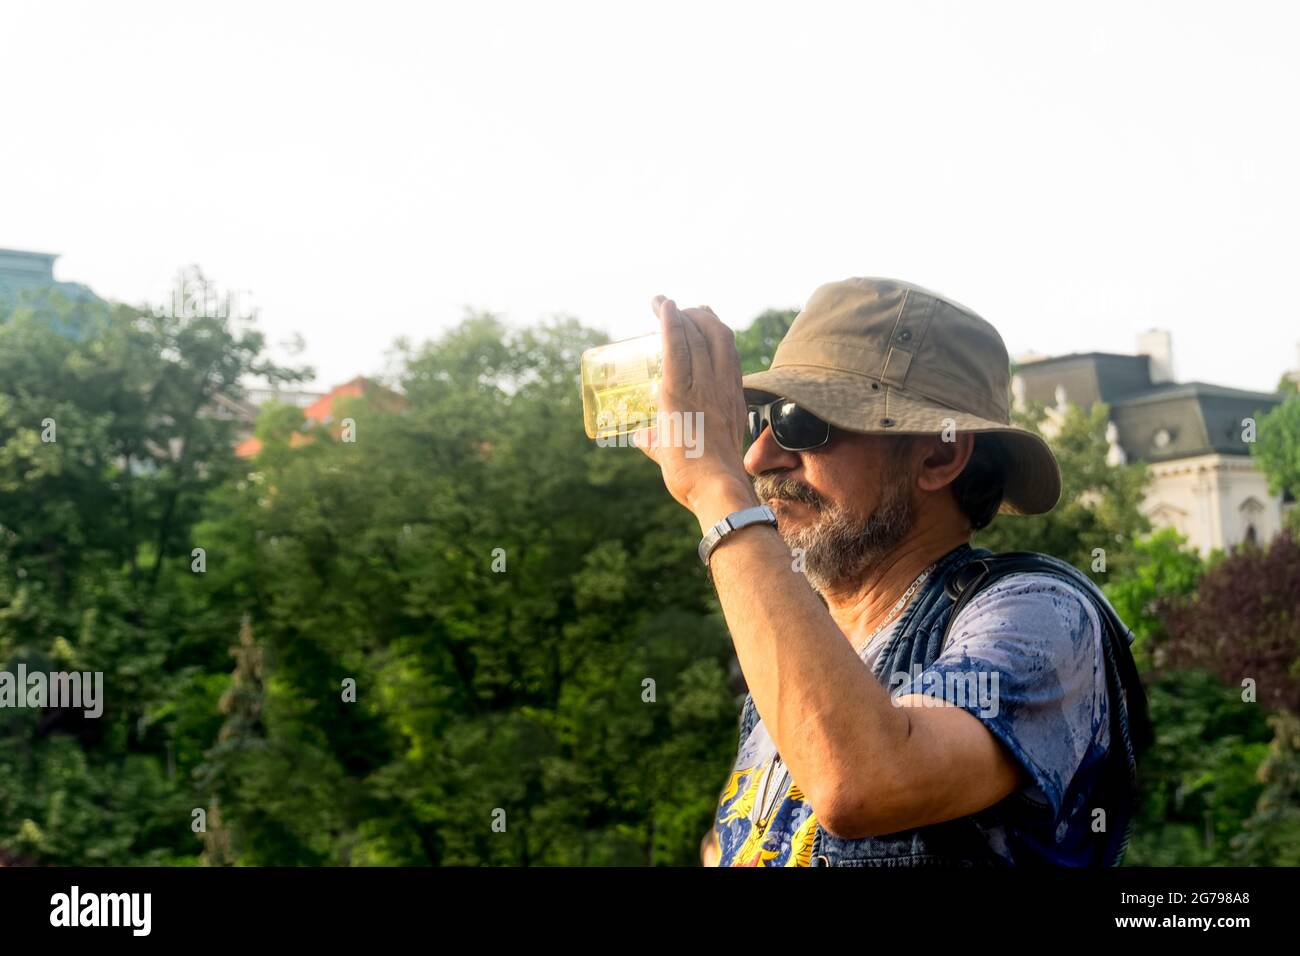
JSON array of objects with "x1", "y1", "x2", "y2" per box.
[
  {"x1": 235, "y1": 376, "x2": 404, "y2": 458},
  {"x1": 1014, "y1": 350, "x2": 1140, "y2": 368},
  {"x1": 1108, "y1": 380, "x2": 1282, "y2": 406},
  {"x1": 1014, "y1": 351, "x2": 1155, "y2": 407},
  {"x1": 1015, "y1": 350, "x2": 1284, "y2": 463},
  {"x1": 303, "y1": 376, "x2": 372, "y2": 424},
  {"x1": 1110, "y1": 384, "x2": 1281, "y2": 461},
  {"x1": 0, "y1": 247, "x2": 102, "y2": 305}
]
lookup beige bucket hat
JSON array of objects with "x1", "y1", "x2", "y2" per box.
[{"x1": 742, "y1": 276, "x2": 1061, "y2": 516}]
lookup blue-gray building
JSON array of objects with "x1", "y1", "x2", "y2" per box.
[
  {"x1": 0, "y1": 247, "x2": 107, "y2": 337},
  {"x1": 0, "y1": 248, "x2": 102, "y2": 304},
  {"x1": 1012, "y1": 332, "x2": 1294, "y2": 555}
]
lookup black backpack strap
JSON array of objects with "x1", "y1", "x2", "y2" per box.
[
  {"x1": 941, "y1": 551, "x2": 1154, "y2": 865},
  {"x1": 941, "y1": 552, "x2": 1154, "y2": 760}
]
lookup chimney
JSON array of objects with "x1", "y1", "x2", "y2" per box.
[{"x1": 1137, "y1": 329, "x2": 1174, "y2": 384}]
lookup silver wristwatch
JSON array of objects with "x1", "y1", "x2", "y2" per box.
[{"x1": 697, "y1": 505, "x2": 778, "y2": 566}]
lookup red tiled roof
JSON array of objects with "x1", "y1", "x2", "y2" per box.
[
  {"x1": 304, "y1": 376, "x2": 371, "y2": 423},
  {"x1": 236, "y1": 377, "x2": 403, "y2": 459}
]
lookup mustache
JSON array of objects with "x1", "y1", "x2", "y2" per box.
[{"x1": 753, "y1": 473, "x2": 827, "y2": 510}]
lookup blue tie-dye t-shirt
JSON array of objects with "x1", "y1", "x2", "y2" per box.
[{"x1": 712, "y1": 572, "x2": 1111, "y2": 867}]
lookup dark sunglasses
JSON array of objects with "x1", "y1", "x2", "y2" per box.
[{"x1": 746, "y1": 397, "x2": 833, "y2": 452}]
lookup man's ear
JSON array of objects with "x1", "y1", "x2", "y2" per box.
[{"x1": 915, "y1": 432, "x2": 974, "y2": 493}]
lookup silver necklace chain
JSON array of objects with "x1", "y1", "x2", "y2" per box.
[
  {"x1": 852, "y1": 559, "x2": 939, "y2": 657},
  {"x1": 751, "y1": 559, "x2": 940, "y2": 828}
]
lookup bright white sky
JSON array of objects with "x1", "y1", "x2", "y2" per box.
[{"x1": 2, "y1": 0, "x2": 1297, "y2": 392}]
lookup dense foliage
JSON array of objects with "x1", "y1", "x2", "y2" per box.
[{"x1": 1, "y1": 284, "x2": 1296, "y2": 865}]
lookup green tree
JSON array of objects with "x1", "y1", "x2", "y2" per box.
[
  {"x1": 1230, "y1": 711, "x2": 1300, "y2": 865},
  {"x1": 188, "y1": 311, "x2": 740, "y2": 865},
  {"x1": 1252, "y1": 392, "x2": 1300, "y2": 535},
  {"x1": 0, "y1": 273, "x2": 304, "y2": 865},
  {"x1": 1125, "y1": 531, "x2": 1300, "y2": 864},
  {"x1": 1125, "y1": 670, "x2": 1272, "y2": 865},
  {"x1": 973, "y1": 400, "x2": 1151, "y2": 580},
  {"x1": 1102, "y1": 527, "x2": 1204, "y2": 669},
  {"x1": 735, "y1": 308, "x2": 797, "y2": 375}
]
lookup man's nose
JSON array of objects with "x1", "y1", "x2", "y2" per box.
[{"x1": 743, "y1": 423, "x2": 802, "y2": 478}]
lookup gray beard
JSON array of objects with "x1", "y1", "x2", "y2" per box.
[{"x1": 754, "y1": 467, "x2": 917, "y2": 595}]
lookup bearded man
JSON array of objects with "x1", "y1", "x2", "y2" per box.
[{"x1": 632, "y1": 277, "x2": 1150, "y2": 868}]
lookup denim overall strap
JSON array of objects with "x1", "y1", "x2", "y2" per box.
[
  {"x1": 807, "y1": 542, "x2": 1007, "y2": 867},
  {"x1": 869, "y1": 542, "x2": 990, "y2": 686}
]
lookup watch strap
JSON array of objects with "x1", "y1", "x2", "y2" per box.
[{"x1": 698, "y1": 504, "x2": 778, "y2": 566}]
